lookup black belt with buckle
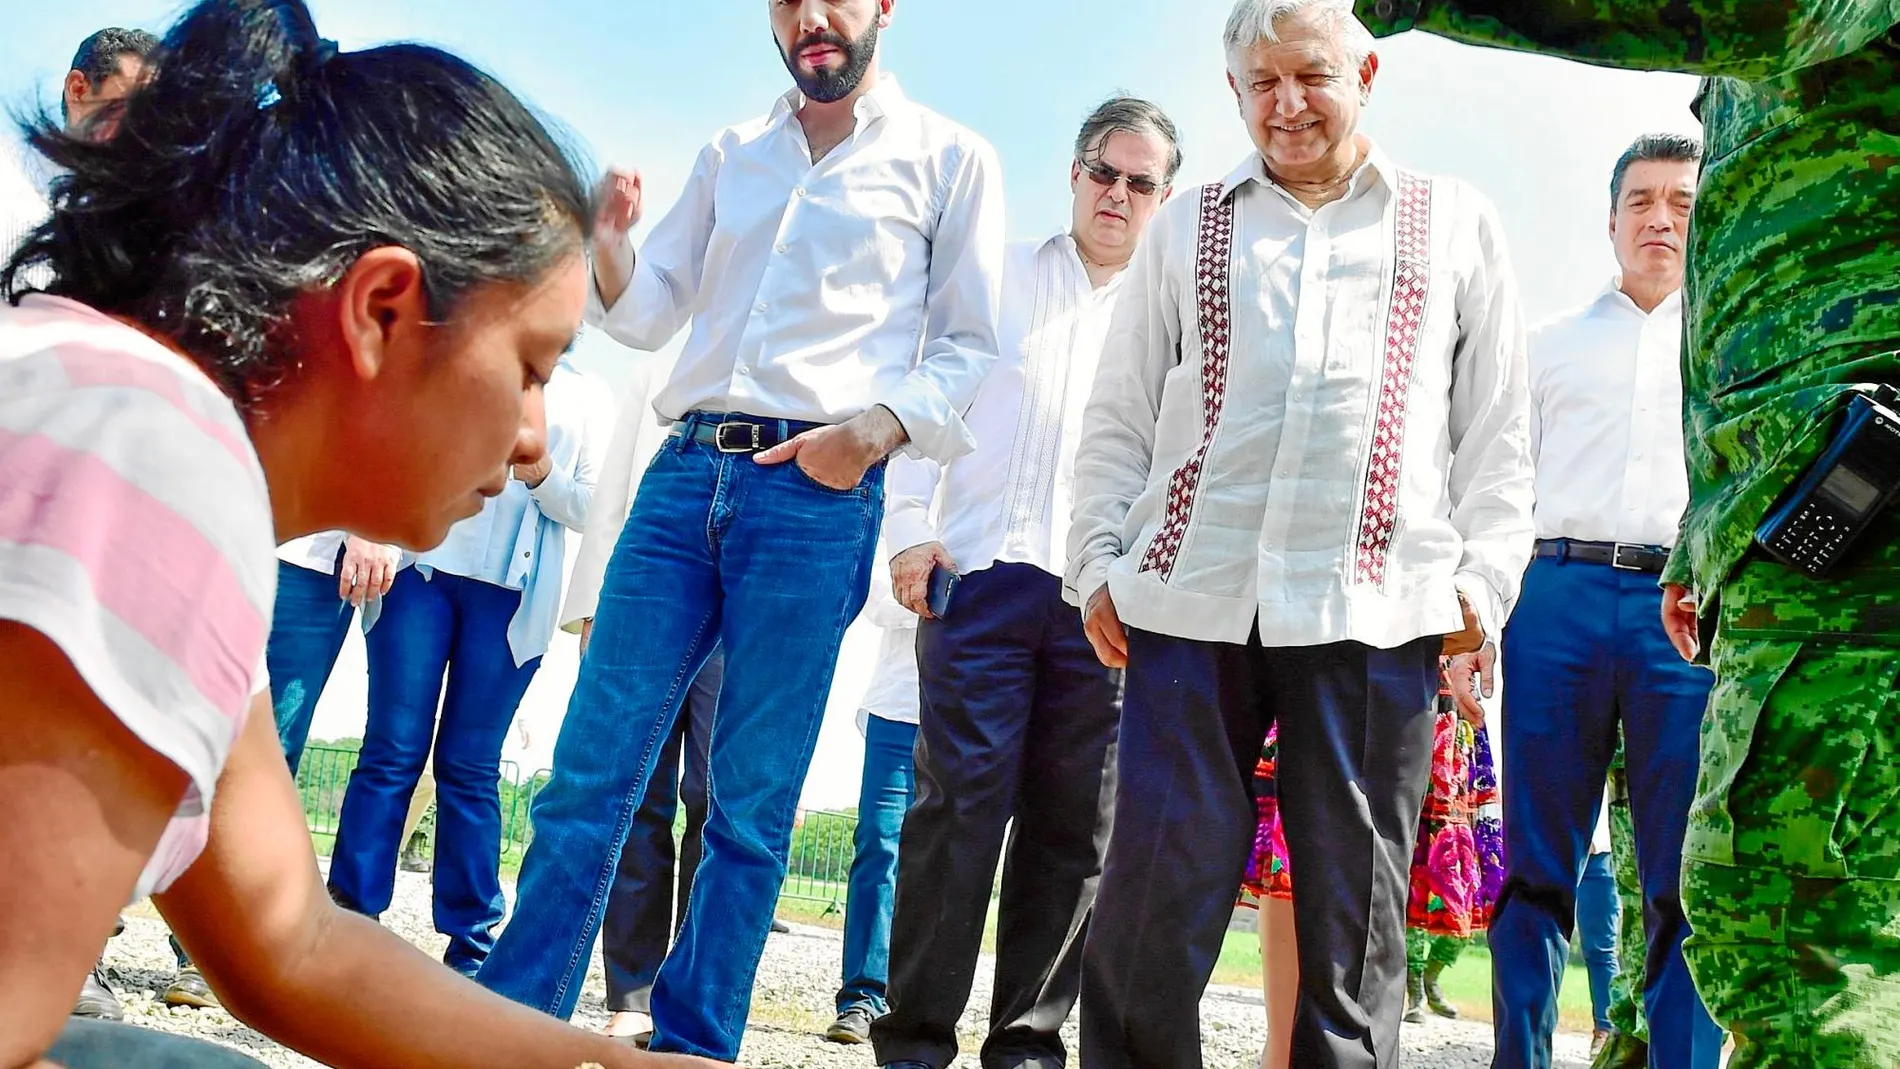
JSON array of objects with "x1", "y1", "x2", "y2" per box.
[
  {"x1": 670, "y1": 412, "x2": 828, "y2": 455},
  {"x1": 1534, "y1": 538, "x2": 1671, "y2": 574}
]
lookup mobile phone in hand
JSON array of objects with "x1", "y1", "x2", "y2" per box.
[{"x1": 926, "y1": 563, "x2": 960, "y2": 618}]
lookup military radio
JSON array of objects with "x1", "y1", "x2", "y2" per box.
[{"x1": 1755, "y1": 386, "x2": 1900, "y2": 579}]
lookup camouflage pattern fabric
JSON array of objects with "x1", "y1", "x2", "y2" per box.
[
  {"x1": 1353, "y1": 4, "x2": 1900, "y2": 1065},
  {"x1": 1352, "y1": 2, "x2": 1900, "y2": 605},
  {"x1": 1678, "y1": 526, "x2": 1900, "y2": 1068},
  {"x1": 1603, "y1": 740, "x2": 1648, "y2": 1043},
  {"x1": 1404, "y1": 928, "x2": 1468, "y2": 972}
]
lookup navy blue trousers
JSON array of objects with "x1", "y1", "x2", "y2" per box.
[
  {"x1": 1490, "y1": 555, "x2": 1722, "y2": 1069},
  {"x1": 1080, "y1": 627, "x2": 1440, "y2": 1069},
  {"x1": 873, "y1": 562, "x2": 1121, "y2": 1069}
]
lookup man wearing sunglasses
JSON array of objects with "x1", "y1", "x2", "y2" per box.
[
  {"x1": 1068, "y1": 2, "x2": 1533, "y2": 1066},
  {"x1": 866, "y1": 97, "x2": 1180, "y2": 1069}
]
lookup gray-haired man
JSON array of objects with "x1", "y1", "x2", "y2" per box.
[
  {"x1": 868, "y1": 97, "x2": 1182, "y2": 1069},
  {"x1": 1070, "y1": 2, "x2": 1533, "y2": 1068}
]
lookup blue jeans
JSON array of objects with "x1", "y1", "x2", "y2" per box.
[
  {"x1": 602, "y1": 648, "x2": 722, "y2": 1012},
  {"x1": 1576, "y1": 850, "x2": 1620, "y2": 1033},
  {"x1": 837, "y1": 712, "x2": 918, "y2": 1016},
  {"x1": 268, "y1": 557, "x2": 355, "y2": 774},
  {"x1": 476, "y1": 426, "x2": 883, "y2": 1059},
  {"x1": 50, "y1": 1019, "x2": 268, "y2": 1068},
  {"x1": 329, "y1": 568, "x2": 542, "y2": 975},
  {"x1": 1491, "y1": 555, "x2": 1723, "y2": 1069}
]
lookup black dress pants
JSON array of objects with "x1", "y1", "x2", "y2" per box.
[
  {"x1": 1079, "y1": 628, "x2": 1439, "y2": 1069},
  {"x1": 871, "y1": 563, "x2": 1121, "y2": 1069}
]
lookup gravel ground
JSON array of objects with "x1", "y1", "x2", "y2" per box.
[{"x1": 106, "y1": 869, "x2": 1591, "y2": 1069}]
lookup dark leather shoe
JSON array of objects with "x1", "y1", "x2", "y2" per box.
[
  {"x1": 880, "y1": 1061, "x2": 933, "y2": 1069},
  {"x1": 825, "y1": 1006, "x2": 878, "y2": 1044},
  {"x1": 162, "y1": 965, "x2": 220, "y2": 1009},
  {"x1": 770, "y1": 917, "x2": 791, "y2": 934},
  {"x1": 73, "y1": 964, "x2": 123, "y2": 1021}
]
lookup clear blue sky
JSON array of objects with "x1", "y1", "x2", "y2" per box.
[{"x1": 4, "y1": 2, "x2": 1702, "y2": 807}]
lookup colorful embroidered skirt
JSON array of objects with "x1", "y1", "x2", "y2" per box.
[{"x1": 1239, "y1": 687, "x2": 1504, "y2": 937}]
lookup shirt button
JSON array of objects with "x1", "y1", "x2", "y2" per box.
[
  {"x1": 776, "y1": 243, "x2": 789, "y2": 254},
  {"x1": 522, "y1": 551, "x2": 532, "y2": 559},
  {"x1": 755, "y1": 301, "x2": 768, "y2": 313},
  {"x1": 1278, "y1": 469, "x2": 1291, "y2": 479},
  {"x1": 738, "y1": 365, "x2": 752, "y2": 376},
  {"x1": 794, "y1": 187, "x2": 807, "y2": 197}
]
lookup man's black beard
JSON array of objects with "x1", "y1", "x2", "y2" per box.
[{"x1": 779, "y1": 19, "x2": 879, "y2": 104}]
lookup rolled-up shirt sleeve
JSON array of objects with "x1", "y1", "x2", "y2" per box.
[
  {"x1": 586, "y1": 143, "x2": 722, "y2": 352},
  {"x1": 1446, "y1": 192, "x2": 1536, "y2": 640},
  {"x1": 876, "y1": 135, "x2": 1006, "y2": 464},
  {"x1": 1064, "y1": 198, "x2": 1185, "y2": 610}
]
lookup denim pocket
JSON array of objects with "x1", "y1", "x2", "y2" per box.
[{"x1": 787, "y1": 456, "x2": 870, "y2": 497}]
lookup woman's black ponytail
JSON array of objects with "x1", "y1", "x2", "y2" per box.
[{"x1": 4, "y1": 0, "x2": 592, "y2": 407}]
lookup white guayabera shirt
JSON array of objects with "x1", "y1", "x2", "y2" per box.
[
  {"x1": 1068, "y1": 144, "x2": 1535, "y2": 650},
  {"x1": 884, "y1": 233, "x2": 1127, "y2": 579}
]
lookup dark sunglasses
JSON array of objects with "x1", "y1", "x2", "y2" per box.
[{"x1": 1081, "y1": 159, "x2": 1162, "y2": 198}]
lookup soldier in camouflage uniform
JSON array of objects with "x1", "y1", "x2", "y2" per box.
[
  {"x1": 1355, "y1": 3, "x2": 1900, "y2": 1066},
  {"x1": 1594, "y1": 743, "x2": 1649, "y2": 1069}
]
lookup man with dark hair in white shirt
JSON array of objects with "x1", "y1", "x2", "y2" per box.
[
  {"x1": 1466, "y1": 132, "x2": 1723, "y2": 1069},
  {"x1": 866, "y1": 96, "x2": 1180, "y2": 1069},
  {"x1": 475, "y1": 1, "x2": 1005, "y2": 1060},
  {"x1": 1066, "y1": 3, "x2": 1532, "y2": 1067}
]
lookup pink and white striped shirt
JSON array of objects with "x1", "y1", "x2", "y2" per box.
[{"x1": 0, "y1": 295, "x2": 276, "y2": 901}]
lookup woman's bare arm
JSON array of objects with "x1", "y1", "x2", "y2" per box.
[
  {"x1": 158, "y1": 701, "x2": 719, "y2": 1069},
  {"x1": 0, "y1": 622, "x2": 189, "y2": 1069}
]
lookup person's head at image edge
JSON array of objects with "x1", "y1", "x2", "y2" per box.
[{"x1": 6, "y1": 0, "x2": 594, "y2": 553}]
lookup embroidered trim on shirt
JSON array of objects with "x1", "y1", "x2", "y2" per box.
[
  {"x1": 1139, "y1": 183, "x2": 1235, "y2": 581},
  {"x1": 1353, "y1": 171, "x2": 1434, "y2": 588}
]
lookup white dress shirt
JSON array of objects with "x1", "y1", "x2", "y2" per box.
[
  {"x1": 1528, "y1": 282, "x2": 1688, "y2": 547},
  {"x1": 1067, "y1": 146, "x2": 1535, "y2": 649},
  {"x1": 855, "y1": 542, "x2": 921, "y2": 731},
  {"x1": 586, "y1": 74, "x2": 1006, "y2": 464},
  {"x1": 885, "y1": 234, "x2": 1123, "y2": 577}
]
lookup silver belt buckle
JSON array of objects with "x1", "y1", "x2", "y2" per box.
[
  {"x1": 1611, "y1": 542, "x2": 1647, "y2": 570},
  {"x1": 713, "y1": 421, "x2": 762, "y2": 453}
]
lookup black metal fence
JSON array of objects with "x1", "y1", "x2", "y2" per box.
[{"x1": 296, "y1": 744, "x2": 858, "y2": 908}]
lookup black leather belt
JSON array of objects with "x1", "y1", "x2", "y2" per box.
[
  {"x1": 1534, "y1": 538, "x2": 1670, "y2": 574},
  {"x1": 669, "y1": 411, "x2": 827, "y2": 455}
]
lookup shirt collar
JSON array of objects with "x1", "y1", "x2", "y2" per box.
[
  {"x1": 769, "y1": 71, "x2": 908, "y2": 126},
  {"x1": 1601, "y1": 276, "x2": 1684, "y2": 318},
  {"x1": 1219, "y1": 136, "x2": 1394, "y2": 204},
  {"x1": 1044, "y1": 230, "x2": 1131, "y2": 299}
]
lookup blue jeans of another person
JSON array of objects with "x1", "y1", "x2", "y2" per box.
[
  {"x1": 329, "y1": 568, "x2": 542, "y2": 975},
  {"x1": 602, "y1": 648, "x2": 722, "y2": 1013},
  {"x1": 1490, "y1": 554, "x2": 1723, "y2": 1069},
  {"x1": 50, "y1": 1019, "x2": 268, "y2": 1068},
  {"x1": 837, "y1": 712, "x2": 918, "y2": 1017},
  {"x1": 476, "y1": 427, "x2": 883, "y2": 1060},
  {"x1": 268, "y1": 556, "x2": 355, "y2": 774},
  {"x1": 1576, "y1": 850, "x2": 1620, "y2": 1033}
]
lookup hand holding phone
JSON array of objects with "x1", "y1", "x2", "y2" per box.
[{"x1": 927, "y1": 563, "x2": 960, "y2": 619}]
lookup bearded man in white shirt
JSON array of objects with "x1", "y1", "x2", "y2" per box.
[
  {"x1": 864, "y1": 97, "x2": 1180, "y2": 1069},
  {"x1": 475, "y1": 1, "x2": 1005, "y2": 1059},
  {"x1": 1473, "y1": 133, "x2": 1723, "y2": 1069},
  {"x1": 1066, "y1": 3, "x2": 1533, "y2": 1068}
]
